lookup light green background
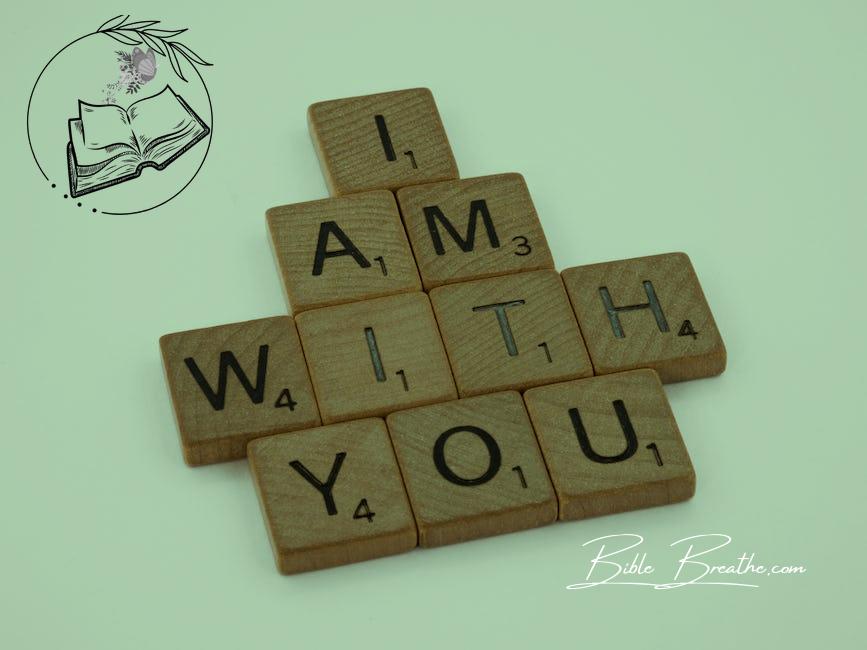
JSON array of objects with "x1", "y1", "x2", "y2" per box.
[{"x1": 2, "y1": 1, "x2": 864, "y2": 648}]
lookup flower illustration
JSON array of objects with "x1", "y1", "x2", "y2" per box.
[{"x1": 103, "y1": 47, "x2": 158, "y2": 103}]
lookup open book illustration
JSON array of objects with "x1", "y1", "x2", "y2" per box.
[{"x1": 67, "y1": 85, "x2": 209, "y2": 197}]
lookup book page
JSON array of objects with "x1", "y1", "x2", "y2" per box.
[
  {"x1": 78, "y1": 101, "x2": 138, "y2": 152},
  {"x1": 68, "y1": 119, "x2": 142, "y2": 194},
  {"x1": 143, "y1": 117, "x2": 207, "y2": 166},
  {"x1": 127, "y1": 86, "x2": 194, "y2": 153},
  {"x1": 69, "y1": 119, "x2": 139, "y2": 167},
  {"x1": 72, "y1": 154, "x2": 145, "y2": 194}
]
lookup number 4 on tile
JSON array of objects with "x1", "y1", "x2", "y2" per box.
[
  {"x1": 274, "y1": 388, "x2": 297, "y2": 410},
  {"x1": 353, "y1": 498, "x2": 375, "y2": 522},
  {"x1": 677, "y1": 320, "x2": 699, "y2": 340}
]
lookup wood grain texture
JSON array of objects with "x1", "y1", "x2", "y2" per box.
[
  {"x1": 295, "y1": 292, "x2": 457, "y2": 424},
  {"x1": 429, "y1": 270, "x2": 593, "y2": 397},
  {"x1": 159, "y1": 316, "x2": 319, "y2": 466},
  {"x1": 247, "y1": 418, "x2": 417, "y2": 574},
  {"x1": 561, "y1": 252, "x2": 726, "y2": 383},
  {"x1": 386, "y1": 392, "x2": 556, "y2": 547},
  {"x1": 308, "y1": 88, "x2": 459, "y2": 196},
  {"x1": 267, "y1": 191, "x2": 421, "y2": 313},
  {"x1": 523, "y1": 369, "x2": 695, "y2": 520},
  {"x1": 395, "y1": 173, "x2": 555, "y2": 290}
]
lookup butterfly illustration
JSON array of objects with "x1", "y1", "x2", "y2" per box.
[{"x1": 130, "y1": 47, "x2": 157, "y2": 82}]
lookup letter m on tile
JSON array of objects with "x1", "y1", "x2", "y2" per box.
[{"x1": 423, "y1": 200, "x2": 501, "y2": 255}]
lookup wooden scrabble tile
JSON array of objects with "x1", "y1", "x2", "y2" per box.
[
  {"x1": 429, "y1": 270, "x2": 593, "y2": 397},
  {"x1": 386, "y1": 392, "x2": 556, "y2": 547},
  {"x1": 561, "y1": 252, "x2": 726, "y2": 382},
  {"x1": 523, "y1": 369, "x2": 695, "y2": 520},
  {"x1": 295, "y1": 292, "x2": 457, "y2": 424},
  {"x1": 248, "y1": 418, "x2": 417, "y2": 574},
  {"x1": 396, "y1": 173, "x2": 555, "y2": 290},
  {"x1": 160, "y1": 317, "x2": 320, "y2": 466},
  {"x1": 267, "y1": 191, "x2": 421, "y2": 313},
  {"x1": 308, "y1": 88, "x2": 459, "y2": 196}
]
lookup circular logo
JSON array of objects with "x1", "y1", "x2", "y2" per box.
[{"x1": 26, "y1": 15, "x2": 213, "y2": 215}]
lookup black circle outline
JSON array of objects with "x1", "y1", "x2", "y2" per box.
[{"x1": 26, "y1": 29, "x2": 213, "y2": 216}]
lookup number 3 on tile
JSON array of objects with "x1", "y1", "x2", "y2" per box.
[
  {"x1": 353, "y1": 498, "x2": 376, "y2": 522},
  {"x1": 512, "y1": 235, "x2": 532, "y2": 256}
]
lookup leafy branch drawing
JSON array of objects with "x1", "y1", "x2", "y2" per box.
[{"x1": 97, "y1": 15, "x2": 211, "y2": 82}]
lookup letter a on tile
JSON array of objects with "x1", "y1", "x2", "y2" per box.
[{"x1": 312, "y1": 221, "x2": 371, "y2": 276}]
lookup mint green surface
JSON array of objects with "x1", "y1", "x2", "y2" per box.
[{"x1": 2, "y1": 2, "x2": 864, "y2": 648}]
